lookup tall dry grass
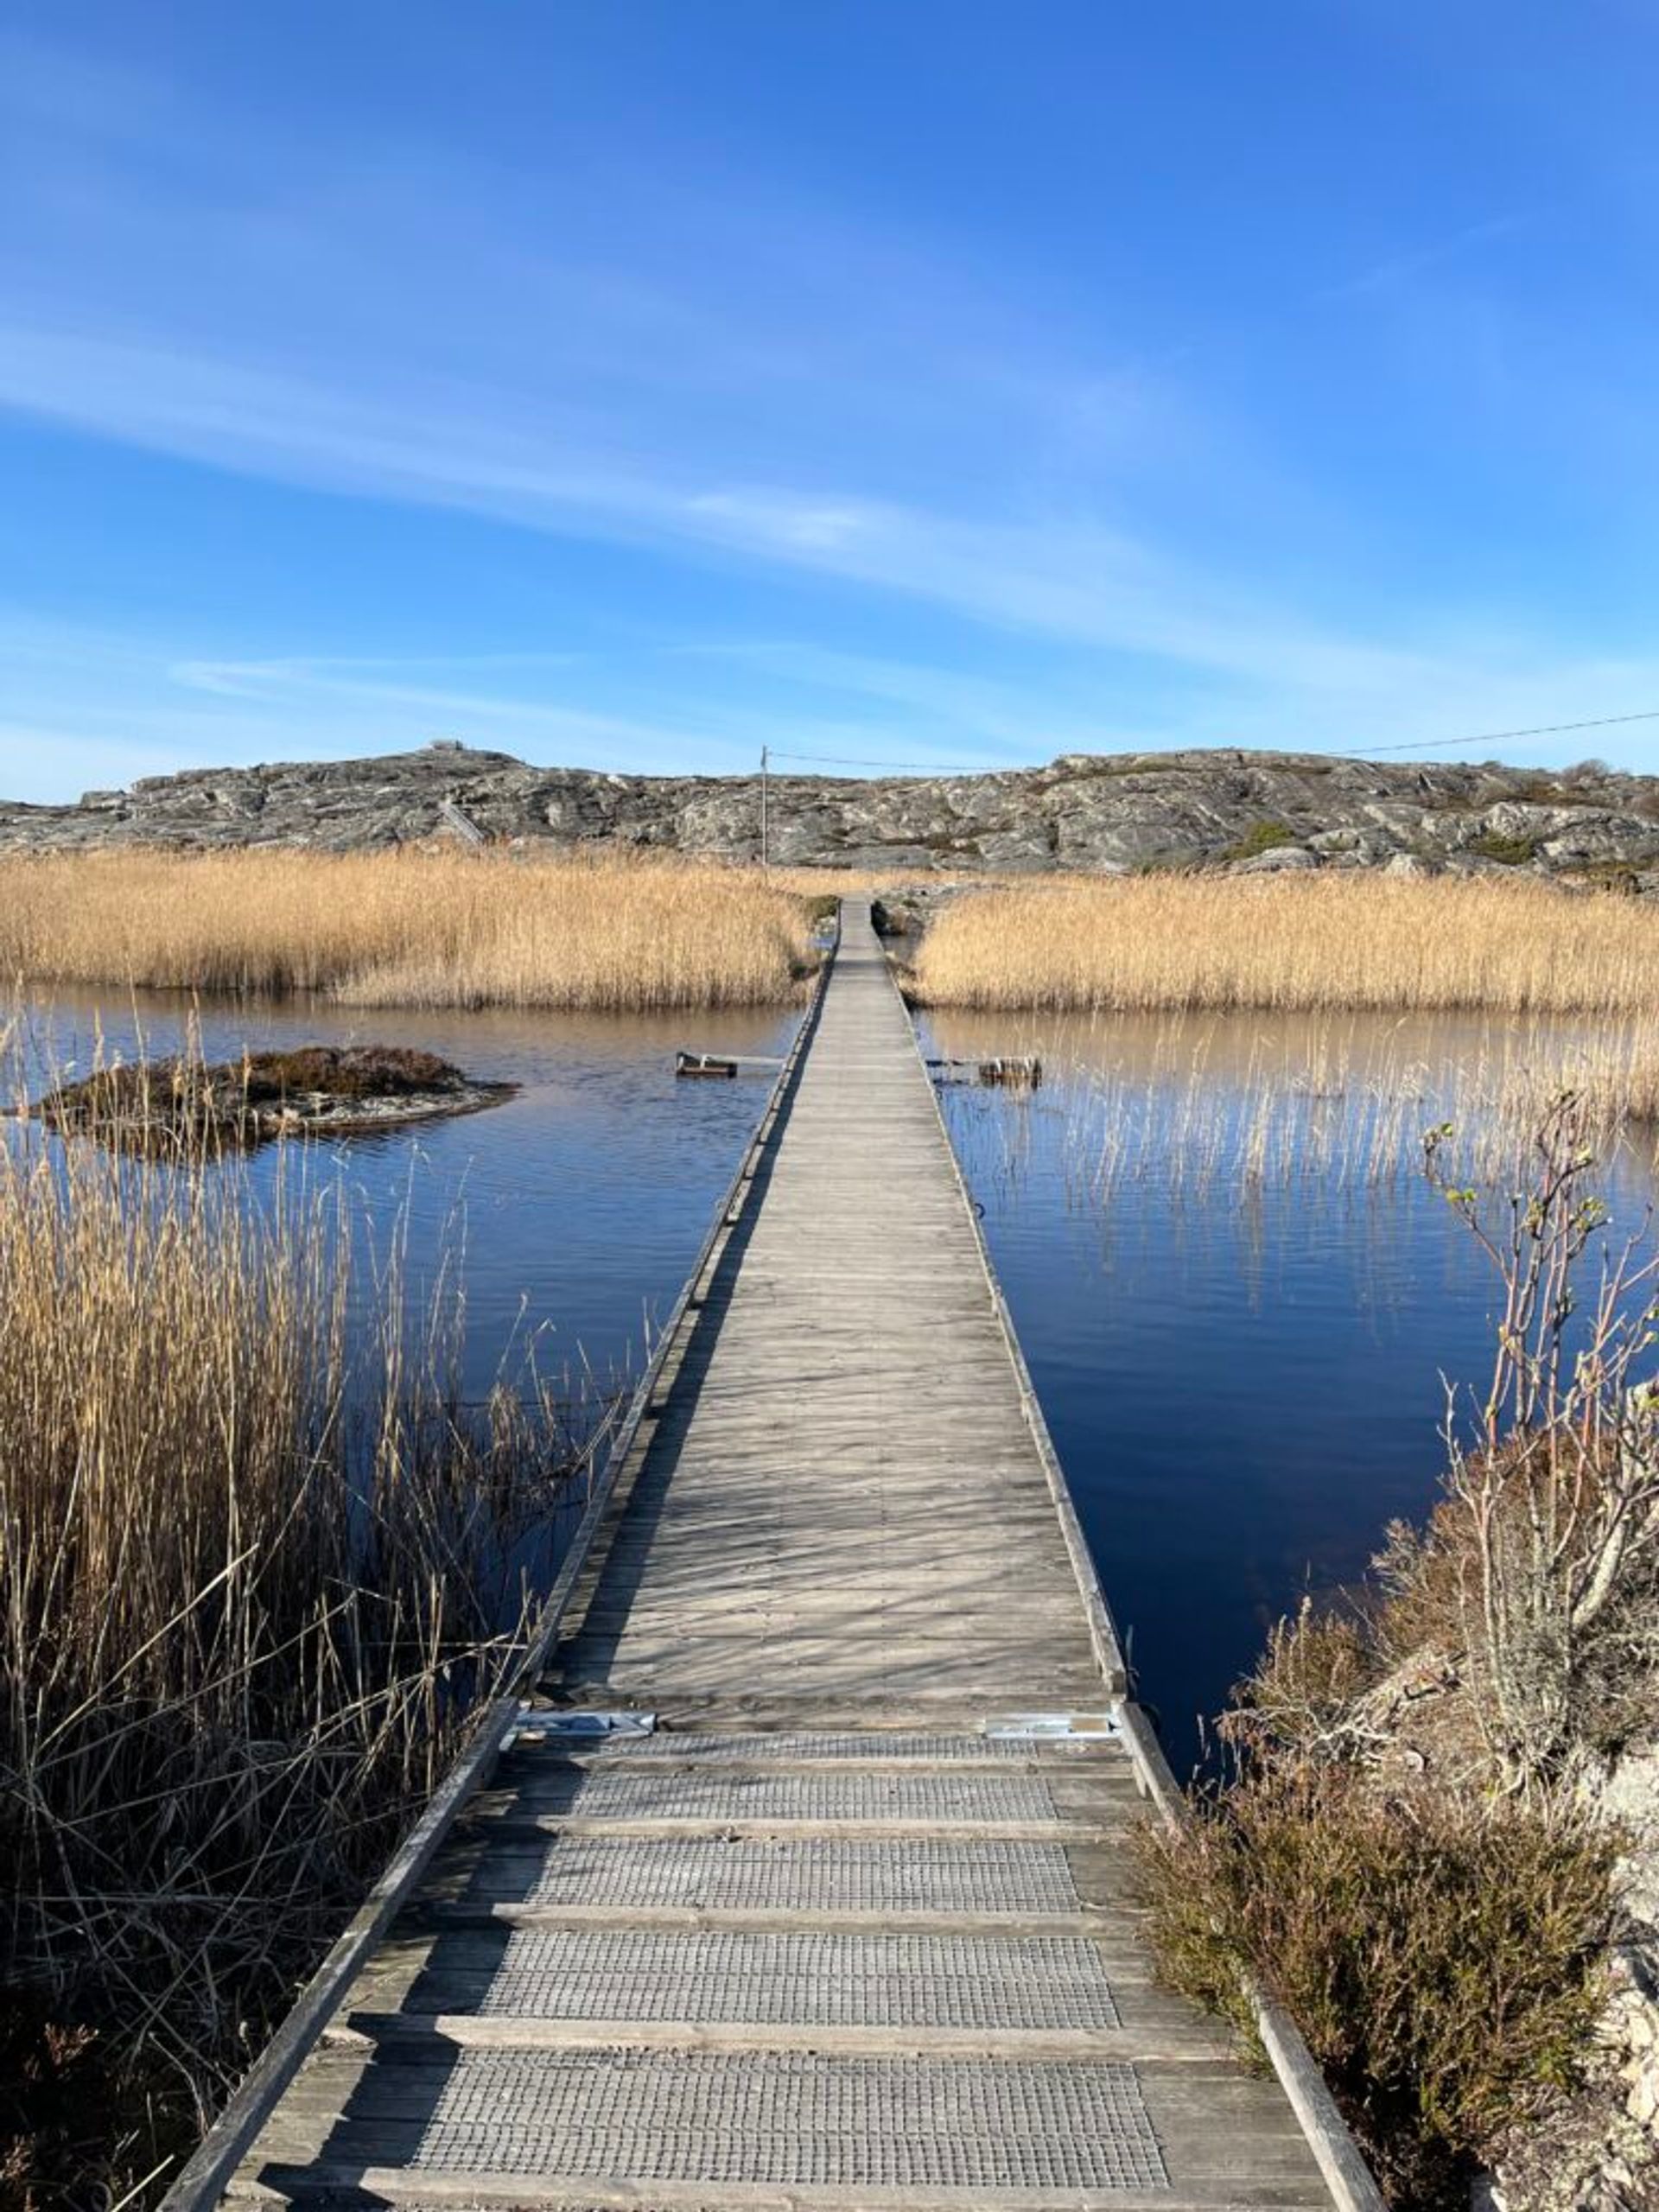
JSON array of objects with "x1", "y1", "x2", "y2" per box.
[
  {"x1": 911, "y1": 874, "x2": 1659, "y2": 1015},
  {"x1": 0, "y1": 849, "x2": 816, "y2": 1008},
  {"x1": 1043, "y1": 1010, "x2": 1659, "y2": 1206},
  {"x1": 0, "y1": 1112, "x2": 583, "y2": 2201}
]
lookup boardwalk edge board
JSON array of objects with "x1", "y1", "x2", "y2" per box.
[{"x1": 156, "y1": 923, "x2": 841, "y2": 2212}]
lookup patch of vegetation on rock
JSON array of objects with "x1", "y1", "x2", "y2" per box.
[
  {"x1": 35, "y1": 1045, "x2": 515, "y2": 1150},
  {"x1": 1468, "y1": 830, "x2": 1542, "y2": 866},
  {"x1": 1219, "y1": 818, "x2": 1300, "y2": 862},
  {"x1": 1130, "y1": 845, "x2": 1207, "y2": 875},
  {"x1": 1557, "y1": 858, "x2": 1646, "y2": 897}
]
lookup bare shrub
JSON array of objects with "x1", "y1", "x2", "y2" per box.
[
  {"x1": 1222, "y1": 1598, "x2": 1389, "y2": 1765},
  {"x1": 1135, "y1": 1095, "x2": 1656, "y2": 2204},
  {"x1": 1421, "y1": 1095, "x2": 1659, "y2": 1780}
]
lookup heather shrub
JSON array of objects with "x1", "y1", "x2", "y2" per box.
[{"x1": 1135, "y1": 1767, "x2": 1619, "y2": 2207}]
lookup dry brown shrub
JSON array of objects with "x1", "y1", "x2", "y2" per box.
[
  {"x1": 1135, "y1": 1768, "x2": 1620, "y2": 2209},
  {"x1": 1221, "y1": 1599, "x2": 1388, "y2": 1764},
  {"x1": 0, "y1": 1999, "x2": 108, "y2": 2211}
]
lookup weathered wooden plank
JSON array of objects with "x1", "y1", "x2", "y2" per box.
[
  {"x1": 232, "y1": 2173, "x2": 1332, "y2": 2211},
  {"x1": 326, "y1": 2017, "x2": 1236, "y2": 2061}
]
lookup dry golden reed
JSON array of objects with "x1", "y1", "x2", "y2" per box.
[
  {"x1": 0, "y1": 849, "x2": 815, "y2": 1008},
  {"x1": 0, "y1": 1118, "x2": 577, "y2": 2196},
  {"x1": 912, "y1": 874, "x2": 1659, "y2": 1016},
  {"x1": 1040, "y1": 1007, "x2": 1659, "y2": 1205}
]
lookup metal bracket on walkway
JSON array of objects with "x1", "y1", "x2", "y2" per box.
[
  {"x1": 506, "y1": 1707, "x2": 658, "y2": 1747},
  {"x1": 983, "y1": 1711, "x2": 1121, "y2": 1740}
]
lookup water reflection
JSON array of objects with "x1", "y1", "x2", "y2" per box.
[
  {"x1": 9, "y1": 988, "x2": 801, "y2": 1410},
  {"x1": 923, "y1": 1007, "x2": 1659, "y2": 1775}
]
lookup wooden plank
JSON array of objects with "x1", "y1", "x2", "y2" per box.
[
  {"x1": 326, "y1": 2017, "x2": 1236, "y2": 2062},
  {"x1": 231, "y1": 2173, "x2": 1332, "y2": 2211},
  {"x1": 159, "y1": 927, "x2": 840, "y2": 2212}
]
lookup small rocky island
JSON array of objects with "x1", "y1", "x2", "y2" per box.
[{"x1": 36, "y1": 1044, "x2": 516, "y2": 1150}]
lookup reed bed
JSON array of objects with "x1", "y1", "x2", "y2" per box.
[
  {"x1": 934, "y1": 1007, "x2": 1659, "y2": 1230},
  {"x1": 1053, "y1": 1012, "x2": 1659, "y2": 1207},
  {"x1": 0, "y1": 1104, "x2": 586, "y2": 2202},
  {"x1": 911, "y1": 874, "x2": 1659, "y2": 1016},
  {"x1": 0, "y1": 849, "x2": 816, "y2": 1009}
]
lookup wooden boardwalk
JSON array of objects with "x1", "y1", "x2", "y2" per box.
[{"x1": 206, "y1": 905, "x2": 1372, "y2": 2212}]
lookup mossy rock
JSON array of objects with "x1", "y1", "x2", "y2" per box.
[
  {"x1": 1219, "y1": 819, "x2": 1300, "y2": 863},
  {"x1": 1468, "y1": 831, "x2": 1542, "y2": 866}
]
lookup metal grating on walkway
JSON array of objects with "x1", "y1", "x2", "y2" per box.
[
  {"x1": 465, "y1": 1834, "x2": 1085, "y2": 1915},
  {"x1": 410, "y1": 2049, "x2": 1169, "y2": 2190},
  {"x1": 531, "y1": 1767, "x2": 1061, "y2": 1823},
  {"x1": 467, "y1": 1928, "x2": 1121, "y2": 2028}
]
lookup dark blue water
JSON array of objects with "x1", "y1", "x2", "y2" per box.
[
  {"x1": 16, "y1": 988, "x2": 1654, "y2": 1776},
  {"x1": 924, "y1": 1007, "x2": 1659, "y2": 1776},
  {"x1": 10, "y1": 990, "x2": 800, "y2": 1409}
]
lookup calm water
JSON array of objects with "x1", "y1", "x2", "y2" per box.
[
  {"x1": 12, "y1": 988, "x2": 1656, "y2": 1774},
  {"x1": 10, "y1": 989, "x2": 802, "y2": 1407},
  {"x1": 922, "y1": 1007, "x2": 1658, "y2": 1772}
]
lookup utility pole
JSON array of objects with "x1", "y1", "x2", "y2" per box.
[{"x1": 760, "y1": 743, "x2": 769, "y2": 872}]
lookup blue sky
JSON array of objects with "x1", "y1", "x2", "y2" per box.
[{"x1": 3, "y1": 2, "x2": 1659, "y2": 802}]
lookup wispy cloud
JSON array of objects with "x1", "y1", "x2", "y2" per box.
[
  {"x1": 6, "y1": 601, "x2": 1659, "y2": 817},
  {"x1": 0, "y1": 619, "x2": 1072, "y2": 800},
  {"x1": 0, "y1": 318, "x2": 1438, "y2": 709},
  {"x1": 1315, "y1": 215, "x2": 1529, "y2": 306},
  {"x1": 4, "y1": 20, "x2": 1659, "y2": 803},
  {"x1": 168, "y1": 651, "x2": 588, "y2": 698}
]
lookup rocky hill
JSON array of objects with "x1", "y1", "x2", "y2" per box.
[{"x1": 5, "y1": 741, "x2": 1659, "y2": 885}]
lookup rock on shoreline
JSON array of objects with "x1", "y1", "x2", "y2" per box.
[{"x1": 6, "y1": 741, "x2": 1659, "y2": 886}]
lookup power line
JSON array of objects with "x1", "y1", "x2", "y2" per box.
[
  {"x1": 766, "y1": 707, "x2": 1659, "y2": 778},
  {"x1": 1358, "y1": 708, "x2": 1659, "y2": 757},
  {"x1": 767, "y1": 748, "x2": 1006, "y2": 772}
]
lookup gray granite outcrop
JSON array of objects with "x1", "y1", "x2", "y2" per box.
[{"x1": 6, "y1": 741, "x2": 1659, "y2": 885}]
